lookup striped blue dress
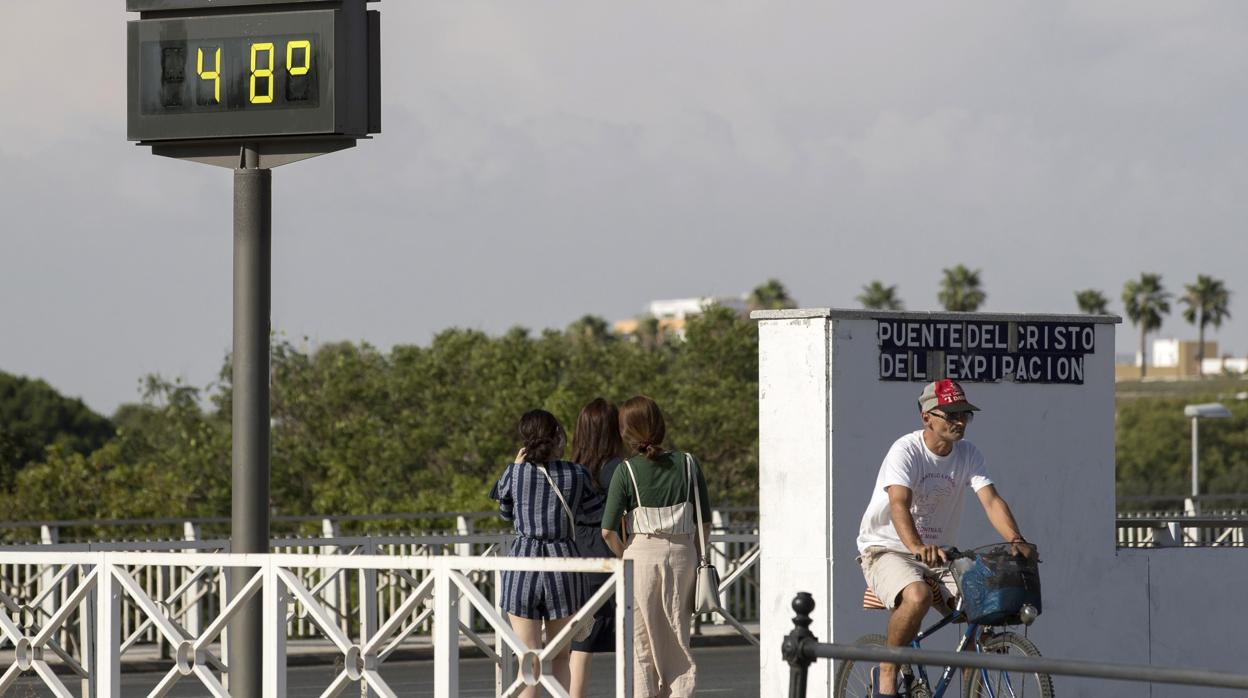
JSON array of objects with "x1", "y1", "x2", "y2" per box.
[{"x1": 490, "y1": 460, "x2": 606, "y2": 619}]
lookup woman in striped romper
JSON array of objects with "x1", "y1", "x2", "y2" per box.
[{"x1": 490, "y1": 409, "x2": 604, "y2": 697}]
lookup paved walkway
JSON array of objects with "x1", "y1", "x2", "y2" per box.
[
  {"x1": 9, "y1": 625, "x2": 760, "y2": 696},
  {"x1": 15, "y1": 646, "x2": 760, "y2": 697}
]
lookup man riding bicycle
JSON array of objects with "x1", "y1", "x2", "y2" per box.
[{"x1": 856, "y1": 379, "x2": 1027, "y2": 698}]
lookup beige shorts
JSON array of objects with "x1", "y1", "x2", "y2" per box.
[{"x1": 859, "y1": 547, "x2": 958, "y2": 610}]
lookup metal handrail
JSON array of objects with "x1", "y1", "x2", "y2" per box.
[{"x1": 781, "y1": 592, "x2": 1248, "y2": 697}]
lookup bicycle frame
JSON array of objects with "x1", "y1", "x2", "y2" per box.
[
  {"x1": 905, "y1": 613, "x2": 1024, "y2": 698},
  {"x1": 903, "y1": 608, "x2": 976, "y2": 698}
]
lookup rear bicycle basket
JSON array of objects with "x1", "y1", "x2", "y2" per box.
[{"x1": 950, "y1": 543, "x2": 1041, "y2": 626}]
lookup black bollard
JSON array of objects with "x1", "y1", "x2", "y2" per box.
[{"x1": 782, "y1": 592, "x2": 818, "y2": 698}]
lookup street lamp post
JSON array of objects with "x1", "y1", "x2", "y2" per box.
[{"x1": 1183, "y1": 403, "x2": 1232, "y2": 515}]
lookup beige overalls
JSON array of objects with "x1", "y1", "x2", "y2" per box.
[{"x1": 622, "y1": 455, "x2": 699, "y2": 698}]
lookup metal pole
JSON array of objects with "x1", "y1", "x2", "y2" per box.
[
  {"x1": 1191, "y1": 416, "x2": 1200, "y2": 503},
  {"x1": 808, "y1": 642, "x2": 1248, "y2": 691},
  {"x1": 782, "y1": 592, "x2": 817, "y2": 698},
  {"x1": 229, "y1": 144, "x2": 271, "y2": 698}
]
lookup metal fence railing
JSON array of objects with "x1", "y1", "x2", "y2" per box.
[
  {"x1": 0, "y1": 509, "x2": 761, "y2": 647},
  {"x1": 0, "y1": 551, "x2": 635, "y2": 697},
  {"x1": 0, "y1": 526, "x2": 760, "y2": 682},
  {"x1": 781, "y1": 592, "x2": 1248, "y2": 697},
  {"x1": 1115, "y1": 510, "x2": 1248, "y2": 547}
]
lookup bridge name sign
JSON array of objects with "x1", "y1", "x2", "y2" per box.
[{"x1": 877, "y1": 319, "x2": 1096, "y2": 384}]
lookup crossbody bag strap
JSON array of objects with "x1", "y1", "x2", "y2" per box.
[
  {"x1": 623, "y1": 459, "x2": 644, "y2": 508},
  {"x1": 536, "y1": 464, "x2": 576, "y2": 532},
  {"x1": 689, "y1": 453, "x2": 709, "y2": 564}
]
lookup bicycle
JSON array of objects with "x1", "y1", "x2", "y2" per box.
[{"x1": 833, "y1": 544, "x2": 1053, "y2": 698}]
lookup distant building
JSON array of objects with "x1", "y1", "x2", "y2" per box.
[
  {"x1": 613, "y1": 295, "x2": 748, "y2": 340},
  {"x1": 1113, "y1": 338, "x2": 1235, "y2": 380}
]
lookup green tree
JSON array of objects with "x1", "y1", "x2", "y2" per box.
[
  {"x1": 667, "y1": 305, "x2": 759, "y2": 503},
  {"x1": 857, "y1": 281, "x2": 904, "y2": 311},
  {"x1": 566, "y1": 315, "x2": 614, "y2": 344},
  {"x1": 937, "y1": 265, "x2": 986, "y2": 312},
  {"x1": 1074, "y1": 289, "x2": 1110, "y2": 315},
  {"x1": 746, "y1": 279, "x2": 796, "y2": 312},
  {"x1": 631, "y1": 315, "x2": 667, "y2": 352},
  {"x1": 1116, "y1": 394, "x2": 1248, "y2": 506},
  {"x1": 0, "y1": 372, "x2": 114, "y2": 488},
  {"x1": 1121, "y1": 273, "x2": 1171, "y2": 378},
  {"x1": 1180, "y1": 275, "x2": 1231, "y2": 377}
]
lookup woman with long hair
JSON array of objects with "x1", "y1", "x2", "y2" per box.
[
  {"x1": 601, "y1": 396, "x2": 711, "y2": 698},
  {"x1": 490, "y1": 409, "x2": 604, "y2": 698},
  {"x1": 568, "y1": 398, "x2": 627, "y2": 698}
]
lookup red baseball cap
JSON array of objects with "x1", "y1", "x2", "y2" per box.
[{"x1": 918, "y1": 379, "x2": 980, "y2": 413}]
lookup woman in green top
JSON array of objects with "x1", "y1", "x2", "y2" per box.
[{"x1": 601, "y1": 396, "x2": 711, "y2": 698}]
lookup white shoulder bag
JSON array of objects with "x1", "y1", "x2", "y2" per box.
[{"x1": 689, "y1": 454, "x2": 722, "y2": 614}]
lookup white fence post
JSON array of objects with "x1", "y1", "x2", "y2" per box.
[
  {"x1": 80, "y1": 562, "x2": 98, "y2": 698},
  {"x1": 360, "y1": 542, "x2": 379, "y2": 698},
  {"x1": 183, "y1": 521, "x2": 203, "y2": 637},
  {"x1": 96, "y1": 558, "x2": 121, "y2": 698},
  {"x1": 263, "y1": 561, "x2": 288, "y2": 698},
  {"x1": 616, "y1": 558, "x2": 634, "y2": 698},
  {"x1": 39, "y1": 525, "x2": 58, "y2": 639},
  {"x1": 433, "y1": 563, "x2": 459, "y2": 697},
  {"x1": 321, "y1": 518, "x2": 347, "y2": 634},
  {"x1": 710, "y1": 510, "x2": 728, "y2": 625},
  {"x1": 494, "y1": 543, "x2": 514, "y2": 697},
  {"x1": 455, "y1": 515, "x2": 475, "y2": 632}
]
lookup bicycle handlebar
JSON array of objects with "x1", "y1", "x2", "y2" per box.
[
  {"x1": 912, "y1": 543, "x2": 1037, "y2": 564},
  {"x1": 912, "y1": 546, "x2": 965, "y2": 563}
]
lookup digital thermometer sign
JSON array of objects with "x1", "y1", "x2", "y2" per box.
[
  {"x1": 127, "y1": 1, "x2": 378, "y2": 143},
  {"x1": 138, "y1": 34, "x2": 321, "y2": 114}
]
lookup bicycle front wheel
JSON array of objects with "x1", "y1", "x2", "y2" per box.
[
  {"x1": 833, "y1": 634, "x2": 887, "y2": 698},
  {"x1": 963, "y1": 631, "x2": 1055, "y2": 698}
]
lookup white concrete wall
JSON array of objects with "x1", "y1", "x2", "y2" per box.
[
  {"x1": 759, "y1": 318, "x2": 834, "y2": 695},
  {"x1": 758, "y1": 309, "x2": 1246, "y2": 698},
  {"x1": 1119, "y1": 548, "x2": 1248, "y2": 698}
]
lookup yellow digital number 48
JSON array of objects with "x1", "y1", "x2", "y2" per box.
[{"x1": 197, "y1": 47, "x2": 221, "y2": 104}]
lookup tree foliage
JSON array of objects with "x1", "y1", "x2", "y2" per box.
[
  {"x1": 746, "y1": 279, "x2": 796, "y2": 312},
  {"x1": 938, "y1": 265, "x2": 986, "y2": 312},
  {"x1": 1121, "y1": 273, "x2": 1171, "y2": 378},
  {"x1": 858, "y1": 281, "x2": 904, "y2": 311},
  {"x1": 1180, "y1": 275, "x2": 1231, "y2": 377},
  {"x1": 1116, "y1": 394, "x2": 1248, "y2": 507},
  {"x1": 0, "y1": 309, "x2": 760, "y2": 523},
  {"x1": 0, "y1": 372, "x2": 115, "y2": 489},
  {"x1": 1074, "y1": 289, "x2": 1109, "y2": 315}
]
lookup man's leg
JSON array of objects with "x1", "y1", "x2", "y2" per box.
[{"x1": 877, "y1": 581, "x2": 932, "y2": 695}]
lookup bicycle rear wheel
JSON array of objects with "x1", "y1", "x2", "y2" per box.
[
  {"x1": 963, "y1": 631, "x2": 1054, "y2": 698},
  {"x1": 833, "y1": 634, "x2": 887, "y2": 698}
]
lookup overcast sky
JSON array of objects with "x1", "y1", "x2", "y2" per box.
[{"x1": 2, "y1": 1, "x2": 1246, "y2": 415}]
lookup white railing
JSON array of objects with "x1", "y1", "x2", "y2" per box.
[
  {"x1": 0, "y1": 518, "x2": 762, "y2": 649},
  {"x1": 1116, "y1": 510, "x2": 1248, "y2": 547},
  {"x1": 0, "y1": 551, "x2": 634, "y2": 698}
]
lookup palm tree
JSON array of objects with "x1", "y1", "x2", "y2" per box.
[
  {"x1": 1180, "y1": 275, "x2": 1231, "y2": 377},
  {"x1": 938, "y1": 265, "x2": 986, "y2": 312},
  {"x1": 746, "y1": 279, "x2": 797, "y2": 312},
  {"x1": 566, "y1": 314, "x2": 613, "y2": 343},
  {"x1": 1121, "y1": 273, "x2": 1171, "y2": 378},
  {"x1": 1074, "y1": 289, "x2": 1110, "y2": 315},
  {"x1": 634, "y1": 315, "x2": 664, "y2": 352},
  {"x1": 858, "y1": 281, "x2": 904, "y2": 310}
]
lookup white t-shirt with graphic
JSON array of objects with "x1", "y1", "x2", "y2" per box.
[{"x1": 856, "y1": 430, "x2": 994, "y2": 554}]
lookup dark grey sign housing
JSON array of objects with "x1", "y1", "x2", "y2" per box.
[
  {"x1": 125, "y1": 2, "x2": 380, "y2": 695},
  {"x1": 127, "y1": 0, "x2": 379, "y2": 167}
]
